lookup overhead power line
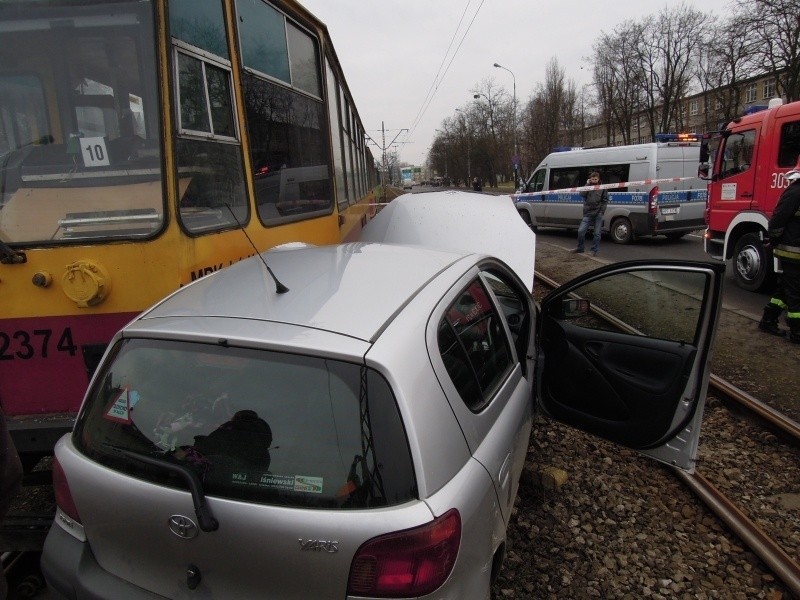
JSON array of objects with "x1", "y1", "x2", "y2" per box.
[{"x1": 400, "y1": 0, "x2": 485, "y2": 158}]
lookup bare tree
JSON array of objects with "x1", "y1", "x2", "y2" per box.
[
  {"x1": 736, "y1": 0, "x2": 800, "y2": 101},
  {"x1": 520, "y1": 58, "x2": 581, "y2": 169},
  {"x1": 636, "y1": 3, "x2": 708, "y2": 136},
  {"x1": 593, "y1": 20, "x2": 648, "y2": 144},
  {"x1": 695, "y1": 11, "x2": 759, "y2": 129},
  {"x1": 470, "y1": 78, "x2": 506, "y2": 187}
]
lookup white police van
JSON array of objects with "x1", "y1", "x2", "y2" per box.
[{"x1": 514, "y1": 135, "x2": 707, "y2": 244}]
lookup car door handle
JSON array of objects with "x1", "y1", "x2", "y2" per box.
[{"x1": 741, "y1": 192, "x2": 753, "y2": 197}]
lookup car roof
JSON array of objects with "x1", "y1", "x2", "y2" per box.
[
  {"x1": 136, "y1": 242, "x2": 468, "y2": 343},
  {"x1": 131, "y1": 192, "x2": 535, "y2": 345}
]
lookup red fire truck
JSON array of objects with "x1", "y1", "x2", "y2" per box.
[{"x1": 703, "y1": 97, "x2": 800, "y2": 291}]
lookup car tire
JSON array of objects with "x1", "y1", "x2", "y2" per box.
[
  {"x1": 665, "y1": 232, "x2": 687, "y2": 241},
  {"x1": 610, "y1": 217, "x2": 633, "y2": 244},
  {"x1": 732, "y1": 232, "x2": 775, "y2": 292}
]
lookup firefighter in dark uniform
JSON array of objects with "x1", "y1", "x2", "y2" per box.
[{"x1": 758, "y1": 160, "x2": 800, "y2": 344}]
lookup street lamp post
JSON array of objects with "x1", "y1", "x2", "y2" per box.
[
  {"x1": 455, "y1": 108, "x2": 470, "y2": 183},
  {"x1": 493, "y1": 62, "x2": 517, "y2": 188}
]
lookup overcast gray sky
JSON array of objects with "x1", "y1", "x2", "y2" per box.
[{"x1": 298, "y1": 0, "x2": 732, "y2": 167}]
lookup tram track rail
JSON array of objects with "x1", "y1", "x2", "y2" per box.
[{"x1": 534, "y1": 268, "x2": 800, "y2": 598}]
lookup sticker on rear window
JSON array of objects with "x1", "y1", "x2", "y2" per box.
[
  {"x1": 230, "y1": 472, "x2": 323, "y2": 494},
  {"x1": 103, "y1": 387, "x2": 138, "y2": 424}
]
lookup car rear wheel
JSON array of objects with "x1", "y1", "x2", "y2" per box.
[
  {"x1": 665, "y1": 232, "x2": 687, "y2": 241},
  {"x1": 610, "y1": 217, "x2": 633, "y2": 244}
]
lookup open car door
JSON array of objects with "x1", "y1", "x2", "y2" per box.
[{"x1": 537, "y1": 260, "x2": 725, "y2": 472}]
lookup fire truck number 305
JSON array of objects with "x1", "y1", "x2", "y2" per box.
[{"x1": 771, "y1": 172, "x2": 793, "y2": 189}]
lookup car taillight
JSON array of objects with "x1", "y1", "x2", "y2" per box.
[
  {"x1": 648, "y1": 186, "x2": 659, "y2": 214},
  {"x1": 347, "y1": 509, "x2": 461, "y2": 597},
  {"x1": 53, "y1": 455, "x2": 81, "y2": 523}
]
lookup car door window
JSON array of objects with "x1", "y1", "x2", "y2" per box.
[
  {"x1": 482, "y1": 270, "x2": 532, "y2": 375},
  {"x1": 438, "y1": 278, "x2": 513, "y2": 411}
]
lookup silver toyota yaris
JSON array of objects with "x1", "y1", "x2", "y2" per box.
[{"x1": 42, "y1": 192, "x2": 724, "y2": 599}]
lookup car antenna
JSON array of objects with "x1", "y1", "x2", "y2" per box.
[{"x1": 223, "y1": 203, "x2": 289, "y2": 294}]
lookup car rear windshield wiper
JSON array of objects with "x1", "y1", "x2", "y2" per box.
[{"x1": 102, "y1": 444, "x2": 219, "y2": 532}]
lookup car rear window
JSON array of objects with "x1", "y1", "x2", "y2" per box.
[{"x1": 73, "y1": 338, "x2": 416, "y2": 509}]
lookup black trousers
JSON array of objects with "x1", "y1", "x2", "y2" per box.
[{"x1": 765, "y1": 260, "x2": 800, "y2": 328}]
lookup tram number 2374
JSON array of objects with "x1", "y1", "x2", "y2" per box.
[{"x1": 0, "y1": 328, "x2": 78, "y2": 361}]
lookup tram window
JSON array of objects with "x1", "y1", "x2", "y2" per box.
[
  {"x1": 176, "y1": 51, "x2": 236, "y2": 140},
  {"x1": 0, "y1": 4, "x2": 165, "y2": 245},
  {"x1": 326, "y1": 64, "x2": 349, "y2": 210},
  {"x1": 0, "y1": 75, "x2": 50, "y2": 157},
  {"x1": 176, "y1": 138, "x2": 248, "y2": 233},
  {"x1": 169, "y1": 0, "x2": 229, "y2": 59},
  {"x1": 236, "y1": 0, "x2": 291, "y2": 84},
  {"x1": 286, "y1": 21, "x2": 321, "y2": 98},
  {"x1": 244, "y1": 76, "x2": 332, "y2": 224}
]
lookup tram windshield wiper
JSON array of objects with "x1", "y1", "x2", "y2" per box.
[{"x1": 101, "y1": 444, "x2": 219, "y2": 532}]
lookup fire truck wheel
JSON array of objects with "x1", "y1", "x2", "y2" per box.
[{"x1": 732, "y1": 232, "x2": 775, "y2": 292}]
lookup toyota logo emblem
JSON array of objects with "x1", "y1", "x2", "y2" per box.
[{"x1": 169, "y1": 515, "x2": 199, "y2": 539}]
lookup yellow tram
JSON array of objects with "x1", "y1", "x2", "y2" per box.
[{"x1": 0, "y1": 0, "x2": 379, "y2": 463}]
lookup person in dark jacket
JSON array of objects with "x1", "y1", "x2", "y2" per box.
[
  {"x1": 571, "y1": 171, "x2": 609, "y2": 256},
  {"x1": 758, "y1": 159, "x2": 800, "y2": 343},
  {"x1": 1, "y1": 406, "x2": 23, "y2": 598}
]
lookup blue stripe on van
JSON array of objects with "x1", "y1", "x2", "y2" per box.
[{"x1": 514, "y1": 189, "x2": 707, "y2": 205}]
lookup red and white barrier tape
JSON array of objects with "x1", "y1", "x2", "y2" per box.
[{"x1": 514, "y1": 175, "x2": 701, "y2": 198}]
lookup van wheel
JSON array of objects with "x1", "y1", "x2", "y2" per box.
[
  {"x1": 610, "y1": 217, "x2": 633, "y2": 244},
  {"x1": 733, "y1": 232, "x2": 775, "y2": 292},
  {"x1": 665, "y1": 232, "x2": 686, "y2": 241}
]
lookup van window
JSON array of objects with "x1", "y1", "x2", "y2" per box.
[
  {"x1": 550, "y1": 163, "x2": 630, "y2": 192},
  {"x1": 528, "y1": 169, "x2": 545, "y2": 192},
  {"x1": 73, "y1": 339, "x2": 416, "y2": 510}
]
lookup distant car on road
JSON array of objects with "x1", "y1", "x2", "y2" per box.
[{"x1": 42, "y1": 193, "x2": 724, "y2": 600}]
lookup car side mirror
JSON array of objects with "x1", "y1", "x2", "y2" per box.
[{"x1": 560, "y1": 298, "x2": 590, "y2": 319}]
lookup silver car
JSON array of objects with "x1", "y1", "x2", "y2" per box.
[{"x1": 42, "y1": 193, "x2": 724, "y2": 599}]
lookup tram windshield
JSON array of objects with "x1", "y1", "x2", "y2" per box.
[{"x1": 0, "y1": 0, "x2": 164, "y2": 245}]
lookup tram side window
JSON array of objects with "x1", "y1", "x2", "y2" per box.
[
  {"x1": 235, "y1": 0, "x2": 290, "y2": 84},
  {"x1": 244, "y1": 76, "x2": 332, "y2": 223},
  {"x1": 326, "y1": 64, "x2": 349, "y2": 211},
  {"x1": 287, "y1": 21, "x2": 321, "y2": 98},
  {"x1": 169, "y1": 0, "x2": 229, "y2": 59},
  {"x1": 173, "y1": 45, "x2": 247, "y2": 233},
  {"x1": 236, "y1": 0, "x2": 332, "y2": 224}
]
